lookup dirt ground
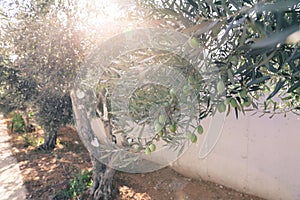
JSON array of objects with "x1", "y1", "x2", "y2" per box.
[{"x1": 7, "y1": 123, "x2": 265, "y2": 200}]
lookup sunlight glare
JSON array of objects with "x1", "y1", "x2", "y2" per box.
[{"x1": 77, "y1": 0, "x2": 131, "y2": 27}]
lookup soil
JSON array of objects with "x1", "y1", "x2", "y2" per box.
[{"x1": 6, "y1": 123, "x2": 265, "y2": 200}]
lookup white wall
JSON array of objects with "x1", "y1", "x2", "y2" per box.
[{"x1": 172, "y1": 112, "x2": 300, "y2": 200}]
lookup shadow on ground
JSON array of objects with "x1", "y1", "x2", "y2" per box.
[{"x1": 6, "y1": 120, "x2": 264, "y2": 200}]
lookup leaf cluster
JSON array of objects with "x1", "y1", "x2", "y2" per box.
[
  {"x1": 139, "y1": 0, "x2": 300, "y2": 117},
  {"x1": 0, "y1": 0, "x2": 299, "y2": 153}
]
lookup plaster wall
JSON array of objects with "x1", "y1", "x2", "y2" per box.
[{"x1": 172, "y1": 113, "x2": 300, "y2": 200}]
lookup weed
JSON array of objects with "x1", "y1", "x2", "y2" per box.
[
  {"x1": 23, "y1": 133, "x2": 44, "y2": 148},
  {"x1": 9, "y1": 111, "x2": 26, "y2": 133},
  {"x1": 58, "y1": 170, "x2": 93, "y2": 199}
]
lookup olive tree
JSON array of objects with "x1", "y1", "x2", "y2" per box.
[
  {"x1": 1, "y1": 0, "x2": 299, "y2": 199},
  {"x1": 0, "y1": 0, "x2": 127, "y2": 199},
  {"x1": 138, "y1": 0, "x2": 300, "y2": 118},
  {"x1": 71, "y1": 0, "x2": 299, "y2": 199},
  {"x1": 0, "y1": 0, "x2": 83, "y2": 149}
]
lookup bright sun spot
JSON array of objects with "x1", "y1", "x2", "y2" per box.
[
  {"x1": 77, "y1": 0, "x2": 133, "y2": 27},
  {"x1": 74, "y1": 0, "x2": 137, "y2": 40}
]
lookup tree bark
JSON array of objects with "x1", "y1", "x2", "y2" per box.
[
  {"x1": 70, "y1": 90, "x2": 116, "y2": 200},
  {"x1": 41, "y1": 130, "x2": 57, "y2": 150},
  {"x1": 90, "y1": 156, "x2": 115, "y2": 200}
]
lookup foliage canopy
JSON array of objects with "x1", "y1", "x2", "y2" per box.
[{"x1": 0, "y1": 0, "x2": 299, "y2": 148}]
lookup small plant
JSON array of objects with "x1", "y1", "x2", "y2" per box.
[
  {"x1": 9, "y1": 111, "x2": 26, "y2": 133},
  {"x1": 65, "y1": 170, "x2": 93, "y2": 198},
  {"x1": 23, "y1": 133, "x2": 44, "y2": 148}
]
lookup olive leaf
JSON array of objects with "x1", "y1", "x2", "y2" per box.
[
  {"x1": 247, "y1": 76, "x2": 271, "y2": 87},
  {"x1": 267, "y1": 79, "x2": 285, "y2": 100},
  {"x1": 287, "y1": 81, "x2": 300, "y2": 93}
]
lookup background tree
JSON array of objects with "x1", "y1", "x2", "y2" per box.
[
  {"x1": 0, "y1": 0, "x2": 299, "y2": 199},
  {"x1": 0, "y1": 0, "x2": 131, "y2": 198},
  {"x1": 0, "y1": 0, "x2": 84, "y2": 149}
]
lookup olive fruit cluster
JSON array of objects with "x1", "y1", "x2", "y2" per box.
[
  {"x1": 145, "y1": 113, "x2": 204, "y2": 155},
  {"x1": 217, "y1": 88, "x2": 253, "y2": 115}
]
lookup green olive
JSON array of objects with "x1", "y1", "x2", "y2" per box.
[
  {"x1": 191, "y1": 133, "x2": 197, "y2": 143},
  {"x1": 225, "y1": 97, "x2": 232, "y2": 105},
  {"x1": 186, "y1": 131, "x2": 192, "y2": 139},
  {"x1": 158, "y1": 130, "x2": 164, "y2": 137},
  {"x1": 240, "y1": 89, "x2": 247, "y2": 98},
  {"x1": 197, "y1": 125, "x2": 204, "y2": 134},
  {"x1": 188, "y1": 75, "x2": 195, "y2": 84},
  {"x1": 230, "y1": 56, "x2": 239, "y2": 66},
  {"x1": 154, "y1": 121, "x2": 163, "y2": 132},
  {"x1": 169, "y1": 88, "x2": 176, "y2": 98},
  {"x1": 149, "y1": 144, "x2": 156, "y2": 152},
  {"x1": 243, "y1": 97, "x2": 252, "y2": 107},
  {"x1": 243, "y1": 101, "x2": 251, "y2": 107},
  {"x1": 145, "y1": 147, "x2": 151, "y2": 155},
  {"x1": 159, "y1": 114, "x2": 167, "y2": 124},
  {"x1": 217, "y1": 102, "x2": 226, "y2": 113},
  {"x1": 169, "y1": 124, "x2": 176, "y2": 133},
  {"x1": 217, "y1": 81, "x2": 225, "y2": 94},
  {"x1": 189, "y1": 36, "x2": 199, "y2": 48},
  {"x1": 230, "y1": 98, "x2": 238, "y2": 108},
  {"x1": 183, "y1": 85, "x2": 190, "y2": 95}
]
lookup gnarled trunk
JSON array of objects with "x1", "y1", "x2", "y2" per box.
[
  {"x1": 70, "y1": 90, "x2": 116, "y2": 200},
  {"x1": 90, "y1": 156, "x2": 115, "y2": 200},
  {"x1": 41, "y1": 130, "x2": 57, "y2": 150}
]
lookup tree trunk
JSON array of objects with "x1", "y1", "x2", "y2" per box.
[
  {"x1": 41, "y1": 130, "x2": 57, "y2": 149},
  {"x1": 70, "y1": 90, "x2": 116, "y2": 200},
  {"x1": 90, "y1": 156, "x2": 115, "y2": 200}
]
